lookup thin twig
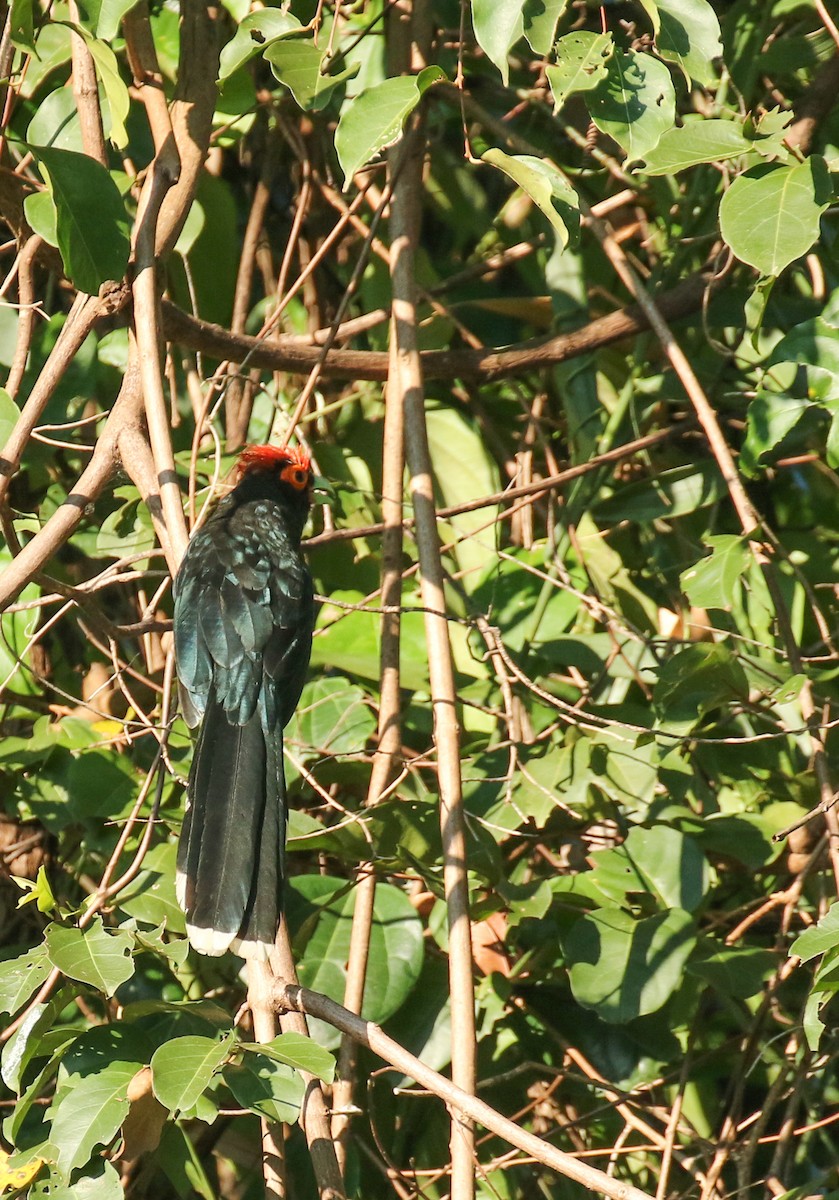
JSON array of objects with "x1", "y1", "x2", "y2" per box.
[{"x1": 273, "y1": 982, "x2": 657, "y2": 1200}]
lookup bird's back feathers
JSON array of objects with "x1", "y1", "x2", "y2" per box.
[{"x1": 174, "y1": 472, "x2": 313, "y2": 956}]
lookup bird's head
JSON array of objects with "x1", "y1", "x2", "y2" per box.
[
  {"x1": 233, "y1": 444, "x2": 316, "y2": 541},
  {"x1": 237, "y1": 443, "x2": 313, "y2": 495}
]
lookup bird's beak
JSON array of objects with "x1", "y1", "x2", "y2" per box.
[{"x1": 310, "y1": 475, "x2": 337, "y2": 506}]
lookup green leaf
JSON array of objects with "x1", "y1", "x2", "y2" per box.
[
  {"x1": 0, "y1": 545, "x2": 41, "y2": 697},
  {"x1": 24, "y1": 191, "x2": 59, "y2": 246},
  {"x1": 49, "y1": 1025, "x2": 148, "y2": 1174},
  {"x1": 481, "y1": 149, "x2": 580, "y2": 248},
  {"x1": 680, "y1": 534, "x2": 751, "y2": 609},
  {"x1": 291, "y1": 676, "x2": 376, "y2": 759},
  {"x1": 425, "y1": 403, "x2": 501, "y2": 585},
  {"x1": 791, "y1": 903, "x2": 839, "y2": 963},
  {"x1": 44, "y1": 917, "x2": 134, "y2": 997},
  {"x1": 30, "y1": 145, "x2": 130, "y2": 294},
  {"x1": 741, "y1": 390, "x2": 813, "y2": 474},
  {"x1": 81, "y1": 34, "x2": 130, "y2": 149},
  {"x1": 0, "y1": 308, "x2": 18, "y2": 368},
  {"x1": 588, "y1": 49, "x2": 676, "y2": 161},
  {"x1": 287, "y1": 877, "x2": 423, "y2": 1048},
  {"x1": 767, "y1": 316, "x2": 839, "y2": 402},
  {"x1": 70, "y1": 1160, "x2": 124, "y2": 1200},
  {"x1": 546, "y1": 32, "x2": 613, "y2": 110},
  {"x1": 719, "y1": 157, "x2": 831, "y2": 277},
  {"x1": 591, "y1": 825, "x2": 710, "y2": 912},
  {"x1": 688, "y1": 943, "x2": 775, "y2": 999},
  {"x1": 10, "y1": 0, "x2": 34, "y2": 50},
  {"x1": 224, "y1": 1055, "x2": 305, "y2": 1123},
  {"x1": 95, "y1": 0, "x2": 139, "y2": 40},
  {"x1": 11, "y1": 865, "x2": 56, "y2": 913},
  {"x1": 151, "y1": 1034, "x2": 233, "y2": 1115},
  {"x1": 638, "y1": 0, "x2": 722, "y2": 86},
  {"x1": 266, "y1": 38, "x2": 359, "y2": 112},
  {"x1": 26, "y1": 87, "x2": 83, "y2": 152},
  {"x1": 566, "y1": 907, "x2": 696, "y2": 1022},
  {"x1": 218, "y1": 9, "x2": 303, "y2": 79},
  {"x1": 803, "y1": 987, "x2": 827, "y2": 1051},
  {"x1": 654, "y1": 643, "x2": 749, "y2": 727},
  {"x1": 49, "y1": 1065, "x2": 135, "y2": 1174},
  {"x1": 699, "y1": 807, "x2": 802, "y2": 870},
  {"x1": 335, "y1": 67, "x2": 445, "y2": 185},
  {"x1": 594, "y1": 462, "x2": 726, "y2": 523},
  {"x1": 639, "y1": 118, "x2": 752, "y2": 174},
  {"x1": 0, "y1": 946, "x2": 51, "y2": 1017},
  {"x1": 522, "y1": 0, "x2": 567, "y2": 54},
  {"x1": 116, "y1": 841, "x2": 187, "y2": 934},
  {"x1": 0, "y1": 387, "x2": 20, "y2": 444},
  {"x1": 471, "y1": 0, "x2": 525, "y2": 85},
  {"x1": 156, "y1": 1124, "x2": 216, "y2": 1200},
  {"x1": 245, "y1": 1031, "x2": 335, "y2": 1083},
  {"x1": 95, "y1": 497, "x2": 156, "y2": 561}
]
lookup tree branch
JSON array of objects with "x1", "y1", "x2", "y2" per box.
[
  {"x1": 272, "y1": 982, "x2": 657, "y2": 1200},
  {"x1": 160, "y1": 272, "x2": 713, "y2": 382}
]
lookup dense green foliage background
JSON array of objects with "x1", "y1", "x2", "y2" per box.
[{"x1": 1, "y1": 0, "x2": 839, "y2": 1196}]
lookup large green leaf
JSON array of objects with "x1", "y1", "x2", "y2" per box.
[
  {"x1": 0, "y1": 546, "x2": 40, "y2": 697},
  {"x1": 522, "y1": 0, "x2": 567, "y2": 54},
  {"x1": 29, "y1": 145, "x2": 130, "y2": 294},
  {"x1": 638, "y1": 0, "x2": 722, "y2": 85},
  {"x1": 654, "y1": 643, "x2": 749, "y2": 728},
  {"x1": 587, "y1": 49, "x2": 675, "y2": 160},
  {"x1": 681, "y1": 534, "x2": 752, "y2": 609},
  {"x1": 287, "y1": 876, "x2": 423, "y2": 1048},
  {"x1": 291, "y1": 676, "x2": 376, "y2": 759},
  {"x1": 44, "y1": 918, "x2": 134, "y2": 998},
  {"x1": 546, "y1": 31, "x2": 613, "y2": 110},
  {"x1": 49, "y1": 1025, "x2": 149, "y2": 1175},
  {"x1": 115, "y1": 841, "x2": 186, "y2": 934},
  {"x1": 565, "y1": 907, "x2": 696, "y2": 1022},
  {"x1": 471, "y1": 0, "x2": 525, "y2": 85},
  {"x1": 639, "y1": 118, "x2": 751, "y2": 174},
  {"x1": 224, "y1": 1055, "x2": 305, "y2": 1123},
  {"x1": 0, "y1": 946, "x2": 51, "y2": 1017},
  {"x1": 218, "y1": 9, "x2": 302, "y2": 79},
  {"x1": 266, "y1": 38, "x2": 359, "y2": 112},
  {"x1": 335, "y1": 67, "x2": 445, "y2": 185},
  {"x1": 591, "y1": 825, "x2": 710, "y2": 913},
  {"x1": 792, "y1": 903, "x2": 839, "y2": 963},
  {"x1": 150, "y1": 1034, "x2": 233, "y2": 1116},
  {"x1": 425, "y1": 403, "x2": 501, "y2": 583},
  {"x1": 720, "y1": 157, "x2": 830, "y2": 277},
  {"x1": 245, "y1": 1031, "x2": 335, "y2": 1082},
  {"x1": 594, "y1": 462, "x2": 726, "y2": 523},
  {"x1": 80, "y1": 32, "x2": 129, "y2": 147}
]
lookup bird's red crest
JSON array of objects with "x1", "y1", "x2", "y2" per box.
[{"x1": 238, "y1": 444, "x2": 311, "y2": 479}]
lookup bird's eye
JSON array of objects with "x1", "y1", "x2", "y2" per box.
[{"x1": 281, "y1": 462, "x2": 310, "y2": 491}]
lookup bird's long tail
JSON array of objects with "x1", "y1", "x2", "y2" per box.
[{"x1": 176, "y1": 691, "x2": 285, "y2": 957}]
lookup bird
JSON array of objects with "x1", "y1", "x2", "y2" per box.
[{"x1": 172, "y1": 444, "x2": 314, "y2": 957}]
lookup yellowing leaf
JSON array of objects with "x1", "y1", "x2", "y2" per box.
[{"x1": 0, "y1": 1146, "x2": 43, "y2": 1190}]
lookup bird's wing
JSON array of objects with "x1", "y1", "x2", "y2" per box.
[{"x1": 173, "y1": 510, "x2": 312, "y2": 729}]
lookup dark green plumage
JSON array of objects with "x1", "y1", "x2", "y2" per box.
[{"x1": 173, "y1": 448, "x2": 314, "y2": 956}]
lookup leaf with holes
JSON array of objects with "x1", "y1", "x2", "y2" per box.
[
  {"x1": 44, "y1": 918, "x2": 134, "y2": 997},
  {"x1": 588, "y1": 49, "x2": 675, "y2": 161},
  {"x1": 546, "y1": 32, "x2": 614, "y2": 110}
]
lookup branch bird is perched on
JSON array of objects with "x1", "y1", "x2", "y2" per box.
[{"x1": 173, "y1": 444, "x2": 314, "y2": 957}]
